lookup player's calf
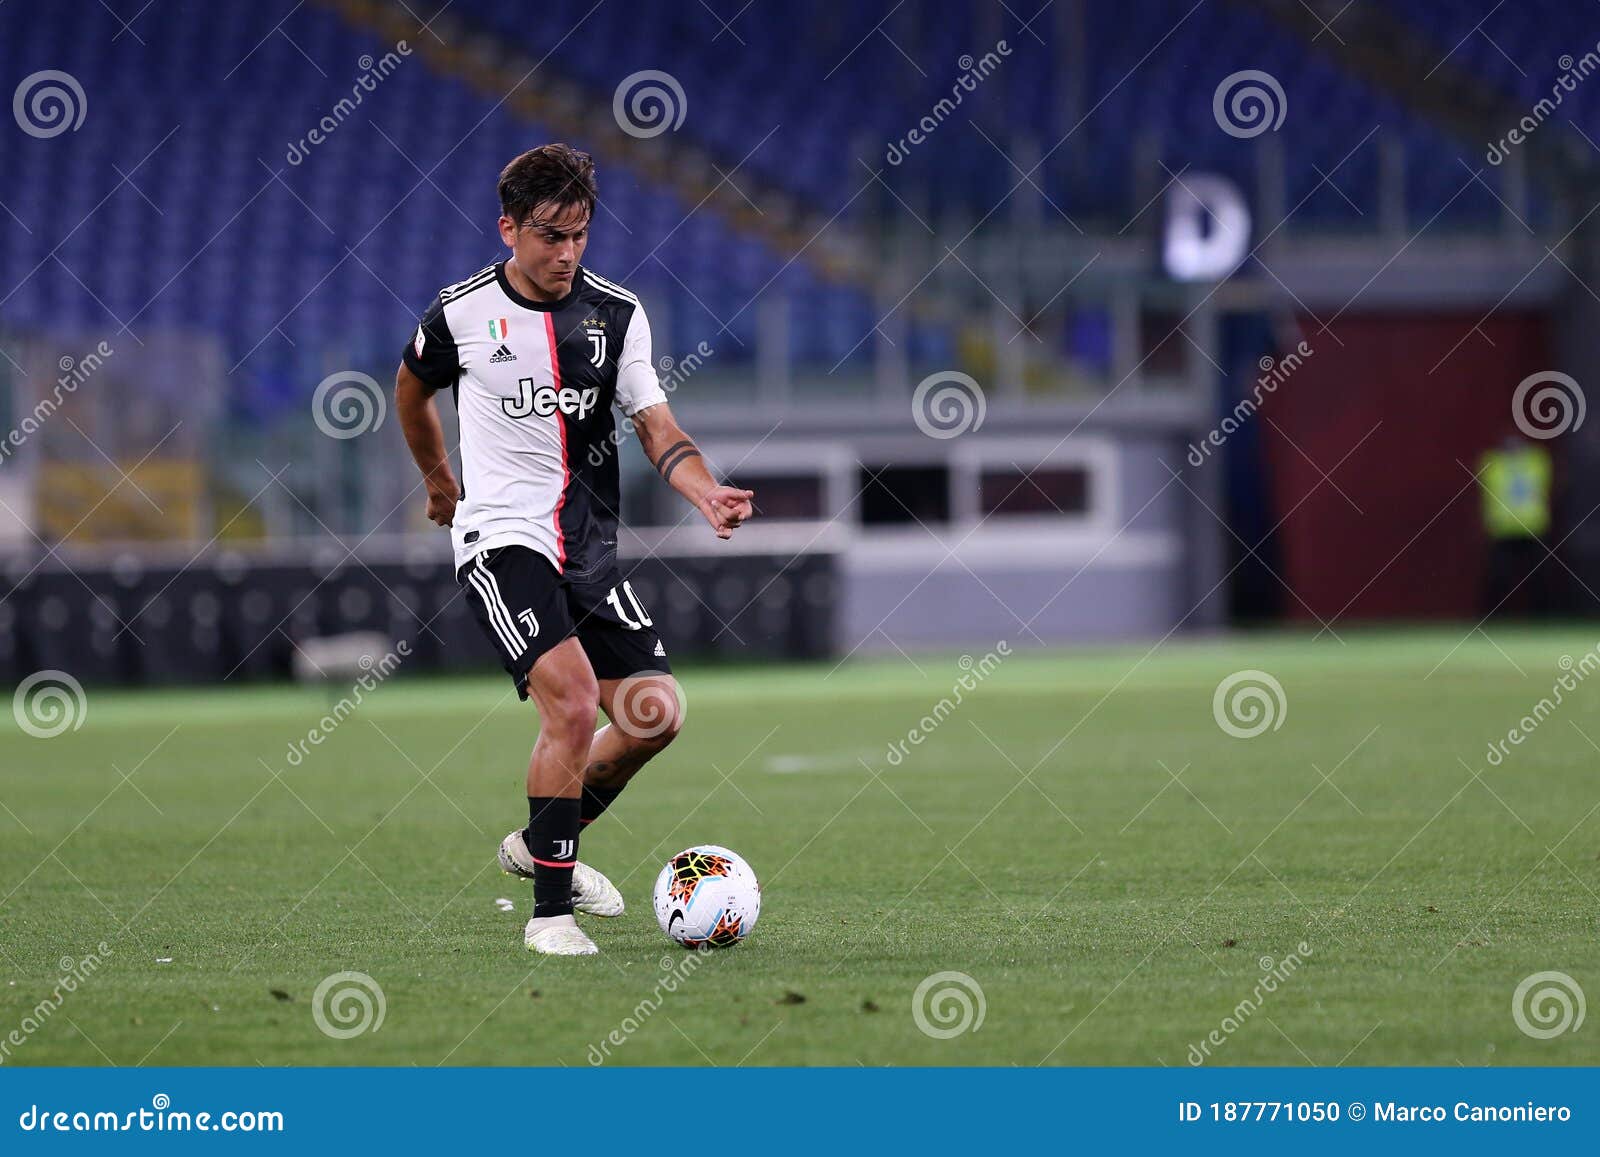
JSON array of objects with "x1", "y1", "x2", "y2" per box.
[
  {"x1": 578, "y1": 674, "x2": 685, "y2": 829},
  {"x1": 521, "y1": 641, "x2": 600, "y2": 924}
]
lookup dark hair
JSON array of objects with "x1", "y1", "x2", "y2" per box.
[{"x1": 498, "y1": 143, "x2": 597, "y2": 227}]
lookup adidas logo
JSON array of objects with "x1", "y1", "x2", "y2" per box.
[
  {"x1": 653, "y1": 640, "x2": 666, "y2": 658},
  {"x1": 489, "y1": 344, "x2": 517, "y2": 363}
]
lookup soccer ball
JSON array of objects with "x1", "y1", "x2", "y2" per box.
[{"x1": 653, "y1": 845, "x2": 761, "y2": 948}]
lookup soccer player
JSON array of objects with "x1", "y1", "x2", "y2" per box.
[{"x1": 395, "y1": 143, "x2": 756, "y2": 956}]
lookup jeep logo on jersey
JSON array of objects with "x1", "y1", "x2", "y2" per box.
[{"x1": 501, "y1": 378, "x2": 600, "y2": 421}]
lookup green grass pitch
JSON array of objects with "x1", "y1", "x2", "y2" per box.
[{"x1": 2, "y1": 626, "x2": 1597, "y2": 1066}]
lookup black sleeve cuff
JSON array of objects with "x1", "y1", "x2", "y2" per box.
[{"x1": 403, "y1": 342, "x2": 456, "y2": 391}]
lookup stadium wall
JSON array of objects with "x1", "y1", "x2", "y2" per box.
[{"x1": 1262, "y1": 312, "x2": 1553, "y2": 620}]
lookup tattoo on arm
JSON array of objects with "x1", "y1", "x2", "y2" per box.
[
  {"x1": 662, "y1": 448, "x2": 701, "y2": 486},
  {"x1": 653, "y1": 438, "x2": 702, "y2": 486},
  {"x1": 652, "y1": 439, "x2": 691, "y2": 466}
]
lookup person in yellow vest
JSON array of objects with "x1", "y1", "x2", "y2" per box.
[{"x1": 1479, "y1": 435, "x2": 1554, "y2": 617}]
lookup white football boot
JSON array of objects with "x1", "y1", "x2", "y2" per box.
[
  {"x1": 497, "y1": 831, "x2": 625, "y2": 917},
  {"x1": 524, "y1": 914, "x2": 599, "y2": 956}
]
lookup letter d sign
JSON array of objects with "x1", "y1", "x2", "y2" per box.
[{"x1": 1163, "y1": 174, "x2": 1250, "y2": 282}]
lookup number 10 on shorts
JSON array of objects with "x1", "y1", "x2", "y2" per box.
[{"x1": 606, "y1": 581, "x2": 652, "y2": 630}]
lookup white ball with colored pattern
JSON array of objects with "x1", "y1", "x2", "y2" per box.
[{"x1": 652, "y1": 845, "x2": 761, "y2": 948}]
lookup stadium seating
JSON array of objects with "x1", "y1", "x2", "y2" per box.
[
  {"x1": 0, "y1": 0, "x2": 1558, "y2": 417},
  {"x1": 1393, "y1": 1, "x2": 1600, "y2": 122},
  {"x1": 449, "y1": 0, "x2": 1517, "y2": 227}
]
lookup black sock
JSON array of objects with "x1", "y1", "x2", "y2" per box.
[
  {"x1": 580, "y1": 784, "x2": 625, "y2": 828},
  {"x1": 522, "y1": 796, "x2": 580, "y2": 918}
]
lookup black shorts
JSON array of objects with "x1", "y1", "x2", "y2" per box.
[{"x1": 457, "y1": 545, "x2": 671, "y2": 699}]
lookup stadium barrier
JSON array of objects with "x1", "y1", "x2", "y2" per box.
[{"x1": 0, "y1": 543, "x2": 836, "y2": 687}]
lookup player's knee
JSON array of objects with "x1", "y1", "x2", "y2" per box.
[
  {"x1": 643, "y1": 699, "x2": 684, "y2": 750},
  {"x1": 659, "y1": 694, "x2": 685, "y2": 745},
  {"x1": 618, "y1": 678, "x2": 683, "y2": 752}
]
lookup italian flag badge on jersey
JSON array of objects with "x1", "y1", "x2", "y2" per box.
[{"x1": 488, "y1": 318, "x2": 509, "y2": 340}]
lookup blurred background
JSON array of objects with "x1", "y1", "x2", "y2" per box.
[{"x1": 2, "y1": 0, "x2": 1599, "y2": 687}]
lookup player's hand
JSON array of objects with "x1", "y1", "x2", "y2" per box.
[
  {"x1": 699, "y1": 486, "x2": 754, "y2": 539},
  {"x1": 425, "y1": 481, "x2": 459, "y2": 527}
]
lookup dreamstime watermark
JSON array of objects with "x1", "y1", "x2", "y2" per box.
[
  {"x1": 586, "y1": 950, "x2": 711, "y2": 1064},
  {"x1": 12, "y1": 670, "x2": 88, "y2": 739},
  {"x1": 285, "y1": 44, "x2": 411, "y2": 165},
  {"x1": 886, "y1": 41, "x2": 1012, "y2": 165},
  {"x1": 1511, "y1": 370, "x2": 1584, "y2": 440},
  {"x1": 1213, "y1": 70, "x2": 1286, "y2": 139},
  {"x1": 13, "y1": 70, "x2": 86, "y2": 139},
  {"x1": 912, "y1": 971, "x2": 986, "y2": 1039},
  {"x1": 1187, "y1": 943, "x2": 1313, "y2": 1064},
  {"x1": 284, "y1": 641, "x2": 410, "y2": 767},
  {"x1": 612, "y1": 70, "x2": 686, "y2": 139},
  {"x1": 1512, "y1": 971, "x2": 1585, "y2": 1039},
  {"x1": 0, "y1": 943, "x2": 111, "y2": 1065},
  {"x1": 1211, "y1": 669, "x2": 1286, "y2": 738},
  {"x1": 1483, "y1": 644, "x2": 1600, "y2": 767},
  {"x1": 1187, "y1": 341, "x2": 1313, "y2": 466},
  {"x1": 586, "y1": 341, "x2": 715, "y2": 467},
  {"x1": 1487, "y1": 47, "x2": 1600, "y2": 164},
  {"x1": 311, "y1": 971, "x2": 386, "y2": 1039},
  {"x1": 609, "y1": 670, "x2": 685, "y2": 741},
  {"x1": 16, "y1": 1095, "x2": 284, "y2": 1133},
  {"x1": 0, "y1": 341, "x2": 114, "y2": 464},
  {"x1": 312, "y1": 370, "x2": 386, "y2": 439},
  {"x1": 885, "y1": 643, "x2": 1011, "y2": 767},
  {"x1": 911, "y1": 370, "x2": 986, "y2": 439}
]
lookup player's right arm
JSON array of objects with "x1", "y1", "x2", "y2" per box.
[
  {"x1": 396, "y1": 362, "x2": 458, "y2": 527},
  {"x1": 397, "y1": 293, "x2": 463, "y2": 527}
]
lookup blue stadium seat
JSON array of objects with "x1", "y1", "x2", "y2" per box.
[{"x1": 0, "y1": 0, "x2": 1563, "y2": 411}]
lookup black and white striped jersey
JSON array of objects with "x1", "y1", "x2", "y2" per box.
[{"x1": 403, "y1": 262, "x2": 667, "y2": 577}]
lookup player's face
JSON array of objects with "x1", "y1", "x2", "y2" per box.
[{"x1": 500, "y1": 200, "x2": 589, "y2": 299}]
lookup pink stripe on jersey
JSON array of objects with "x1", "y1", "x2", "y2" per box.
[{"x1": 545, "y1": 311, "x2": 569, "y2": 571}]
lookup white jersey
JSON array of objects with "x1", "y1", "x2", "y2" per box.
[{"x1": 403, "y1": 262, "x2": 666, "y2": 577}]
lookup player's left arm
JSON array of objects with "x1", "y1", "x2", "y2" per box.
[
  {"x1": 614, "y1": 300, "x2": 752, "y2": 539},
  {"x1": 632, "y1": 402, "x2": 754, "y2": 540}
]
